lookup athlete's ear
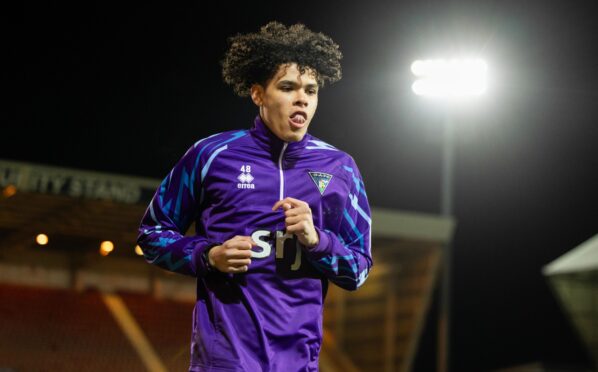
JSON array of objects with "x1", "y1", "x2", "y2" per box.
[{"x1": 250, "y1": 84, "x2": 264, "y2": 107}]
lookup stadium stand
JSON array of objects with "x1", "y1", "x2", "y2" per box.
[{"x1": 0, "y1": 284, "x2": 144, "y2": 371}]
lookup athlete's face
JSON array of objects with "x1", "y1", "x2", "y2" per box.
[{"x1": 251, "y1": 63, "x2": 319, "y2": 142}]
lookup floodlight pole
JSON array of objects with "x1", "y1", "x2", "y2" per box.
[
  {"x1": 438, "y1": 113, "x2": 454, "y2": 372},
  {"x1": 411, "y1": 57, "x2": 487, "y2": 372}
]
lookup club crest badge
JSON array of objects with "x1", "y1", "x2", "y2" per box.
[{"x1": 308, "y1": 171, "x2": 333, "y2": 195}]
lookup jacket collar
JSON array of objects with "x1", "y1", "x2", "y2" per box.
[{"x1": 250, "y1": 115, "x2": 311, "y2": 159}]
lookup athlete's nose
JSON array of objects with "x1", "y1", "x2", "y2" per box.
[{"x1": 294, "y1": 91, "x2": 308, "y2": 107}]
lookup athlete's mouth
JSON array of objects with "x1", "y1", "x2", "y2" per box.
[{"x1": 289, "y1": 111, "x2": 307, "y2": 127}]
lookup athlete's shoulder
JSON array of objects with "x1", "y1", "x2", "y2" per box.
[
  {"x1": 305, "y1": 134, "x2": 366, "y2": 188},
  {"x1": 182, "y1": 129, "x2": 250, "y2": 160},
  {"x1": 305, "y1": 134, "x2": 354, "y2": 164},
  {"x1": 192, "y1": 129, "x2": 250, "y2": 152}
]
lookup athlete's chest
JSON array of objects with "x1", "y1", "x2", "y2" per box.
[{"x1": 203, "y1": 149, "x2": 346, "y2": 214}]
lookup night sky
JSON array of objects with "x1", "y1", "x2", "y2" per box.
[{"x1": 4, "y1": 1, "x2": 598, "y2": 370}]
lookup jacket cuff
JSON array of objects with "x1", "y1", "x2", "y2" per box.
[
  {"x1": 191, "y1": 240, "x2": 220, "y2": 277},
  {"x1": 305, "y1": 227, "x2": 332, "y2": 260}
]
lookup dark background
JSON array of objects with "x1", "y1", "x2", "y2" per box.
[{"x1": 4, "y1": 1, "x2": 597, "y2": 370}]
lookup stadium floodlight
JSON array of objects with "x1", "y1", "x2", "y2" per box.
[{"x1": 411, "y1": 58, "x2": 487, "y2": 99}]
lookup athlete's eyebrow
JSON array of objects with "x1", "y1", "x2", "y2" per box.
[
  {"x1": 277, "y1": 80, "x2": 298, "y2": 86},
  {"x1": 277, "y1": 80, "x2": 319, "y2": 89}
]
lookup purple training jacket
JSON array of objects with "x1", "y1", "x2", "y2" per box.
[{"x1": 138, "y1": 115, "x2": 372, "y2": 372}]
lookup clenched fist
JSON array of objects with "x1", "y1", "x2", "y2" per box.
[
  {"x1": 208, "y1": 235, "x2": 254, "y2": 273},
  {"x1": 273, "y1": 197, "x2": 319, "y2": 248}
]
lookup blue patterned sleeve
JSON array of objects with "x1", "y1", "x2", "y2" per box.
[
  {"x1": 137, "y1": 141, "x2": 217, "y2": 277},
  {"x1": 305, "y1": 158, "x2": 373, "y2": 290}
]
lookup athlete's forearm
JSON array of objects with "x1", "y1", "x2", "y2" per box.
[
  {"x1": 305, "y1": 227, "x2": 372, "y2": 290},
  {"x1": 137, "y1": 216, "x2": 216, "y2": 277}
]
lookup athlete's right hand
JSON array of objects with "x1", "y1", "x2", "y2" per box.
[{"x1": 207, "y1": 236, "x2": 254, "y2": 273}]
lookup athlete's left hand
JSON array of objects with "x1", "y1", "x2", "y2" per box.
[{"x1": 273, "y1": 197, "x2": 319, "y2": 248}]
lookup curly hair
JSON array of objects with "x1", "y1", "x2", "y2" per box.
[{"x1": 221, "y1": 21, "x2": 343, "y2": 97}]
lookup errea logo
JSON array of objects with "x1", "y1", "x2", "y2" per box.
[{"x1": 237, "y1": 165, "x2": 255, "y2": 189}]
